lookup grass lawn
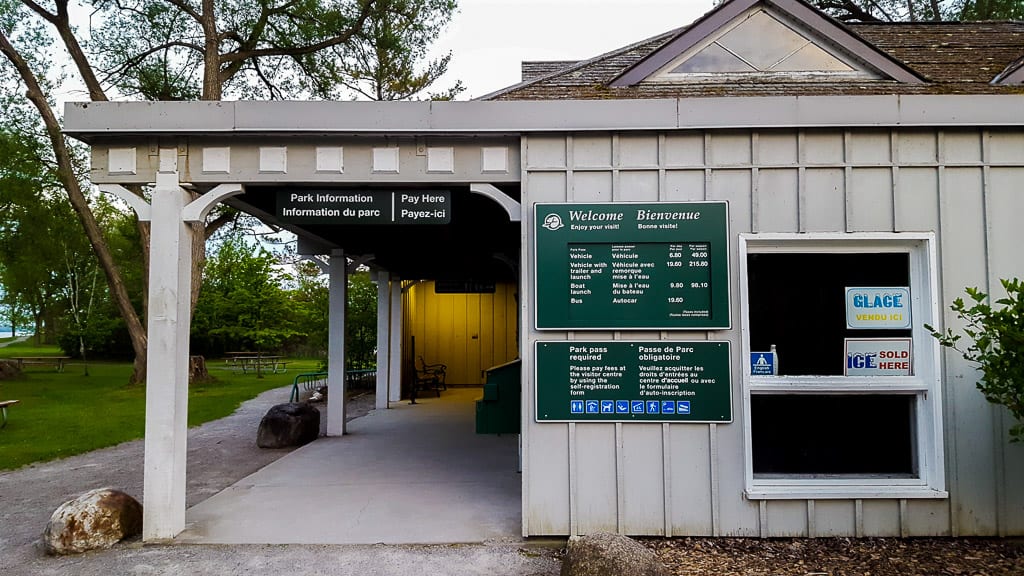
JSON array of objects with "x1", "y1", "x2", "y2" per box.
[{"x1": 0, "y1": 351, "x2": 322, "y2": 472}]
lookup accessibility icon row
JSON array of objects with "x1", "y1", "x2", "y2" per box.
[{"x1": 570, "y1": 399, "x2": 691, "y2": 416}]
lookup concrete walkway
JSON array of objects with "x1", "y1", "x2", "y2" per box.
[{"x1": 178, "y1": 387, "x2": 522, "y2": 545}]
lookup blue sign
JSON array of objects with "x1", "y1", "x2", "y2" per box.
[
  {"x1": 570, "y1": 400, "x2": 584, "y2": 414},
  {"x1": 661, "y1": 401, "x2": 676, "y2": 414},
  {"x1": 750, "y1": 352, "x2": 775, "y2": 375},
  {"x1": 616, "y1": 400, "x2": 630, "y2": 413},
  {"x1": 677, "y1": 401, "x2": 691, "y2": 414},
  {"x1": 646, "y1": 401, "x2": 661, "y2": 414},
  {"x1": 601, "y1": 400, "x2": 615, "y2": 413},
  {"x1": 585, "y1": 400, "x2": 600, "y2": 414},
  {"x1": 631, "y1": 400, "x2": 645, "y2": 414}
]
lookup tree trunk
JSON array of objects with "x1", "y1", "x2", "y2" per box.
[
  {"x1": 0, "y1": 32, "x2": 148, "y2": 385},
  {"x1": 189, "y1": 355, "x2": 211, "y2": 383}
]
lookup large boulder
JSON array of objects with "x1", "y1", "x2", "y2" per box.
[
  {"x1": 561, "y1": 533, "x2": 669, "y2": 576},
  {"x1": 42, "y1": 488, "x2": 142, "y2": 555},
  {"x1": 257, "y1": 402, "x2": 320, "y2": 448}
]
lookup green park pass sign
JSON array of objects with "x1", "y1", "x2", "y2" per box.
[
  {"x1": 535, "y1": 341, "x2": 732, "y2": 422},
  {"x1": 534, "y1": 202, "x2": 730, "y2": 329}
]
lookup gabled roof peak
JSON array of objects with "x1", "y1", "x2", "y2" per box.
[{"x1": 611, "y1": 0, "x2": 923, "y2": 86}]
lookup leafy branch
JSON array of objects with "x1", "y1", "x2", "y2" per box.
[{"x1": 926, "y1": 278, "x2": 1024, "y2": 443}]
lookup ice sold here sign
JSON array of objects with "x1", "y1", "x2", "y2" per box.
[
  {"x1": 845, "y1": 338, "x2": 912, "y2": 376},
  {"x1": 846, "y1": 287, "x2": 911, "y2": 329}
]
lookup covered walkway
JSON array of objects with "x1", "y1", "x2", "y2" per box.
[{"x1": 177, "y1": 388, "x2": 521, "y2": 544}]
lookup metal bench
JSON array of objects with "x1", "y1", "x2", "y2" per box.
[{"x1": 290, "y1": 372, "x2": 328, "y2": 403}]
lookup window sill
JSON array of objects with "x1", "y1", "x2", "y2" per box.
[{"x1": 745, "y1": 486, "x2": 949, "y2": 500}]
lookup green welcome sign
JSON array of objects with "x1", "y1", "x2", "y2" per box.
[
  {"x1": 535, "y1": 341, "x2": 732, "y2": 422},
  {"x1": 534, "y1": 202, "x2": 730, "y2": 329}
]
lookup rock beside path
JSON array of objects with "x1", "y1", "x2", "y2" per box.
[
  {"x1": 42, "y1": 488, "x2": 142, "y2": 555},
  {"x1": 561, "y1": 533, "x2": 669, "y2": 576},
  {"x1": 257, "y1": 402, "x2": 320, "y2": 448}
]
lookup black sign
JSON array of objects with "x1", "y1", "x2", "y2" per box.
[
  {"x1": 434, "y1": 281, "x2": 497, "y2": 294},
  {"x1": 277, "y1": 190, "x2": 450, "y2": 225}
]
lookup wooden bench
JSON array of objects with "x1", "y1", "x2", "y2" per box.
[
  {"x1": 10, "y1": 356, "x2": 70, "y2": 372},
  {"x1": 0, "y1": 400, "x2": 19, "y2": 429}
]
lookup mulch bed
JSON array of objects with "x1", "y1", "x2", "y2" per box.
[{"x1": 642, "y1": 537, "x2": 1024, "y2": 576}]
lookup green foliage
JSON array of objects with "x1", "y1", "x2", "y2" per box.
[
  {"x1": 0, "y1": 358, "x2": 320, "y2": 471},
  {"x1": 346, "y1": 270, "x2": 377, "y2": 369},
  {"x1": 927, "y1": 278, "x2": 1024, "y2": 443},
  {"x1": 322, "y1": 0, "x2": 463, "y2": 100},
  {"x1": 191, "y1": 234, "x2": 304, "y2": 354},
  {"x1": 813, "y1": 0, "x2": 1024, "y2": 21}
]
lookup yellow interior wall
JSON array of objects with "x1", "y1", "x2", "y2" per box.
[{"x1": 403, "y1": 281, "x2": 519, "y2": 385}]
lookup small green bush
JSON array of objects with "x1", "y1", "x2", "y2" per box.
[{"x1": 927, "y1": 278, "x2": 1024, "y2": 443}]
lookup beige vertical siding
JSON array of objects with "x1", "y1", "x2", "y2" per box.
[{"x1": 521, "y1": 128, "x2": 1024, "y2": 538}]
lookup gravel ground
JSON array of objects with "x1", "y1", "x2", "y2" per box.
[{"x1": 644, "y1": 536, "x2": 1024, "y2": 576}]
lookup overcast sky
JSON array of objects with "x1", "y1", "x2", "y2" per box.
[{"x1": 431, "y1": 0, "x2": 717, "y2": 99}]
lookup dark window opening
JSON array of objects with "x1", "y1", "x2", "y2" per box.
[
  {"x1": 752, "y1": 394, "x2": 917, "y2": 476},
  {"x1": 747, "y1": 252, "x2": 911, "y2": 376}
]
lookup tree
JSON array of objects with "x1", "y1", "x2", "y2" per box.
[
  {"x1": 345, "y1": 269, "x2": 377, "y2": 369},
  {"x1": 811, "y1": 0, "x2": 1023, "y2": 21},
  {"x1": 1, "y1": 0, "x2": 457, "y2": 384},
  {"x1": 325, "y1": 0, "x2": 464, "y2": 101},
  {"x1": 190, "y1": 234, "x2": 304, "y2": 361},
  {"x1": 927, "y1": 278, "x2": 1024, "y2": 443}
]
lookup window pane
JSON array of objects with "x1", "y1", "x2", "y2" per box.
[
  {"x1": 670, "y1": 43, "x2": 755, "y2": 74},
  {"x1": 752, "y1": 394, "x2": 917, "y2": 476},
  {"x1": 773, "y1": 43, "x2": 854, "y2": 72},
  {"x1": 747, "y1": 252, "x2": 911, "y2": 376},
  {"x1": 718, "y1": 11, "x2": 809, "y2": 71}
]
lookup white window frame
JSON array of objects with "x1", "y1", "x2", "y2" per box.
[{"x1": 739, "y1": 232, "x2": 947, "y2": 500}]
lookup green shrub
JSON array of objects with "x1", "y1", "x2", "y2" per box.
[{"x1": 927, "y1": 278, "x2": 1024, "y2": 443}]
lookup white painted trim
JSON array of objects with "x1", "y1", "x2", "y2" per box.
[
  {"x1": 470, "y1": 183, "x2": 522, "y2": 222},
  {"x1": 738, "y1": 232, "x2": 946, "y2": 500},
  {"x1": 98, "y1": 184, "x2": 151, "y2": 221},
  {"x1": 181, "y1": 183, "x2": 244, "y2": 223},
  {"x1": 64, "y1": 97, "x2": 1024, "y2": 140}
]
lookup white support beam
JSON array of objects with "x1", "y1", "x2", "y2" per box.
[
  {"x1": 327, "y1": 249, "x2": 348, "y2": 436},
  {"x1": 180, "y1": 183, "x2": 243, "y2": 223},
  {"x1": 375, "y1": 271, "x2": 391, "y2": 410},
  {"x1": 98, "y1": 184, "x2": 151, "y2": 221},
  {"x1": 470, "y1": 183, "x2": 521, "y2": 222},
  {"x1": 141, "y1": 171, "x2": 193, "y2": 541},
  {"x1": 388, "y1": 278, "x2": 403, "y2": 403}
]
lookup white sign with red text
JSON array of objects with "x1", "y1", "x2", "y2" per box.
[{"x1": 844, "y1": 338, "x2": 912, "y2": 376}]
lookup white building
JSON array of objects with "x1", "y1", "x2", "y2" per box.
[{"x1": 66, "y1": 0, "x2": 1023, "y2": 540}]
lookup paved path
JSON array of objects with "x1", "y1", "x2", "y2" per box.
[
  {"x1": 0, "y1": 335, "x2": 30, "y2": 348},
  {"x1": 0, "y1": 386, "x2": 561, "y2": 576},
  {"x1": 179, "y1": 388, "x2": 522, "y2": 545}
]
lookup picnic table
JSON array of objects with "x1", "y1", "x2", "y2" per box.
[
  {"x1": 9, "y1": 356, "x2": 71, "y2": 372},
  {"x1": 224, "y1": 353, "x2": 289, "y2": 374}
]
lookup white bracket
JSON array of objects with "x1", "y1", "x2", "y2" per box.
[
  {"x1": 470, "y1": 183, "x2": 521, "y2": 222},
  {"x1": 98, "y1": 184, "x2": 152, "y2": 221},
  {"x1": 347, "y1": 254, "x2": 376, "y2": 273},
  {"x1": 303, "y1": 256, "x2": 330, "y2": 274},
  {"x1": 181, "y1": 183, "x2": 244, "y2": 223}
]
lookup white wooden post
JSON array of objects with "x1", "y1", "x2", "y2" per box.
[
  {"x1": 327, "y1": 249, "x2": 348, "y2": 435},
  {"x1": 388, "y1": 277, "x2": 403, "y2": 403},
  {"x1": 142, "y1": 170, "x2": 192, "y2": 540},
  {"x1": 375, "y1": 271, "x2": 391, "y2": 409}
]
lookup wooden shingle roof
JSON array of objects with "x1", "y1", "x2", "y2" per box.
[{"x1": 482, "y1": 17, "x2": 1024, "y2": 101}]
